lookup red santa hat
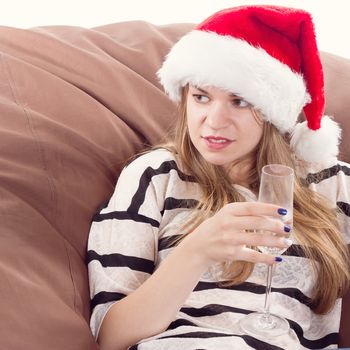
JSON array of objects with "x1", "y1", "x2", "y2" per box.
[{"x1": 157, "y1": 5, "x2": 341, "y2": 163}]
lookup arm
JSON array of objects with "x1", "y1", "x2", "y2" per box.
[
  {"x1": 339, "y1": 244, "x2": 350, "y2": 347},
  {"x1": 97, "y1": 242, "x2": 206, "y2": 350},
  {"x1": 97, "y1": 201, "x2": 291, "y2": 350},
  {"x1": 334, "y1": 161, "x2": 350, "y2": 347}
]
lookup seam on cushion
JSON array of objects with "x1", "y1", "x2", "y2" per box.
[
  {"x1": 63, "y1": 239, "x2": 78, "y2": 312},
  {"x1": 1, "y1": 53, "x2": 78, "y2": 312},
  {"x1": 1, "y1": 52, "x2": 59, "y2": 226}
]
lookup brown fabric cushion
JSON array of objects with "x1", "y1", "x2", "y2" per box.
[
  {"x1": 0, "y1": 21, "x2": 191, "y2": 350},
  {"x1": 322, "y1": 51, "x2": 350, "y2": 163},
  {"x1": 0, "y1": 22, "x2": 349, "y2": 349}
]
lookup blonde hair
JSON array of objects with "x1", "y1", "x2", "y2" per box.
[{"x1": 154, "y1": 86, "x2": 349, "y2": 314}]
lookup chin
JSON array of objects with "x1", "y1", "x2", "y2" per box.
[{"x1": 202, "y1": 153, "x2": 233, "y2": 166}]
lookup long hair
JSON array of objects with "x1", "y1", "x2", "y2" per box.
[{"x1": 155, "y1": 86, "x2": 349, "y2": 314}]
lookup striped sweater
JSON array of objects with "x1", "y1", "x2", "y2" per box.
[{"x1": 88, "y1": 148, "x2": 350, "y2": 350}]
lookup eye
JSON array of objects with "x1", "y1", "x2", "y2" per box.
[
  {"x1": 192, "y1": 94, "x2": 210, "y2": 103},
  {"x1": 232, "y1": 97, "x2": 250, "y2": 108}
]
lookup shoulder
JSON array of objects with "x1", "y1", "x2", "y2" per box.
[
  {"x1": 300, "y1": 159, "x2": 350, "y2": 186},
  {"x1": 121, "y1": 148, "x2": 178, "y2": 178},
  {"x1": 299, "y1": 159, "x2": 350, "y2": 216},
  {"x1": 300, "y1": 160, "x2": 350, "y2": 242},
  {"x1": 125, "y1": 148, "x2": 177, "y2": 173},
  {"x1": 122, "y1": 148, "x2": 194, "y2": 183}
]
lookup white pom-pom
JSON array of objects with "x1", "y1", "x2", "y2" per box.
[{"x1": 290, "y1": 116, "x2": 341, "y2": 163}]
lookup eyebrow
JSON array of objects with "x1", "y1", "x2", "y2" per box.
[
  {"x1": 193, "y1": 86, "x2": 209, "y2": 94},
  {"x1": 192, "y1": 86, "x2": 239, "y2": 98}
]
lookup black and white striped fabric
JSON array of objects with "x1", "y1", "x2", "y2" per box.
[{"x1": 88, "y1": 149, "x2": 350, "y2": 350}]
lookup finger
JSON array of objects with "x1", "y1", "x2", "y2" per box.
[
  {"x1": 221, "y1": 215, "x2": 291, "y2": 237},
  {"x1": 225, "y1": 202, "x2": 289, "y2": 219},
  {"x1": 229, "y1": 231, "x2": 293, "y2": 249},
  {"x1": 236, "y1": 247, "x2": 282, "y2": 265}
]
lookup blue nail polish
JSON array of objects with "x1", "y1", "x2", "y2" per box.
[
  {"x1": 275, "y1": 256, "x2": 283, "y2": 262},
  {"x1": 278, "y1": 208, "x2": 287, "y2": 215},
  {"x1": 284, "y1": 225, "x2": 291, "y2": 233}
]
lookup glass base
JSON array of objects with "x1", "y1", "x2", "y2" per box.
[{"x1": 239, "y1": 312, "x2": 289, "y2": 337}]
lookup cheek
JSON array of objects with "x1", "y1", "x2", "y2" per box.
[
  {"x1": 186, "y1": 103, "x2": 203, "y2": 131},
  {"x1": 253, "y1": 123, "x2": 263, "y2": 140},
  {"x1": 252, "y1": 128, "x2": 263, "y2": 146},
  {"x1": 243, "y1": 117, "x2": 263, "y2": 145},
  {"x1": 186, "y1": 108, "x2": 198, "y2": 142}
]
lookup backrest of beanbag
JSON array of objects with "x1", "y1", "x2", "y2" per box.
[
  {"x1": 0, "y1": 21, "x2": 192, "y2": 350},
  {"x1": 322, "y1": 51, "x2": 350, "y2": 162}
]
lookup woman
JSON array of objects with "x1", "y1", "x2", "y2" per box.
[{"x1": 88, "y1": 5, "x2": 350, "y2": 350}]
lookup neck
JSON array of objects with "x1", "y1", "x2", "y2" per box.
[{"x1": 227, "y1": 158, "x2": 254, "y2": 188}]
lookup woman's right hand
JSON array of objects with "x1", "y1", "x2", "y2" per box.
[{"x1": 178, "y1": 202, "x2": 292, "y2": 269}]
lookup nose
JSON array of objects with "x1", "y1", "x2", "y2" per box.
[{"x1": 205, "y1": 101, "x2": 232, "y2": 129}]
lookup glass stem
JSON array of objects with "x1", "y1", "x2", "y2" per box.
[{"x1": 263, "y1": 264, "x2": 275, "y2": 319}]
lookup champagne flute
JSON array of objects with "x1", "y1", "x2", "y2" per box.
[{"x1": 239, "y1": 164, "x2": 294, "y2": 337}]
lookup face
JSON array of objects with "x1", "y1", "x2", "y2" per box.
[{"x1": 186, "y1": 85, "x2": 263, "y2": 170}]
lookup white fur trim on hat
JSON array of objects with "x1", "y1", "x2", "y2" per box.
[
  {"x1": 290, "y1": 116, "x2": 341, "y2": 163},
  {"x1": 157, "y1": 30, "x2": 310, "y2": 133}
]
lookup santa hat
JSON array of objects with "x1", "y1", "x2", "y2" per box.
[{"x1": 157, "y1": 5, "x2": 341, "y2": 163}]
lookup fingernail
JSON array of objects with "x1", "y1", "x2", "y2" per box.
[
  {"x1": 284, "y1": 225, "x2": 291, "y2": 233},
  {"x1": 275, "y1": 256, "x2": 283, "y2": 262},
  {"x1": 278, "y1": 208, "x2": 287, "y2": 215},
  {"x1": 284, "y1": 238, "x2": 293, "y2": 246}
]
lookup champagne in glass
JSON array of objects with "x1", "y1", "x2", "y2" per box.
[
  {"x1": 240, "y1": 164, "x2": 294, "y2": 337},
  {"x1": 257, "y1": 164, "x2": 293, "y2": 256}
]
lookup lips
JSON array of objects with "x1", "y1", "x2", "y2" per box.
[
  {"x1": 203, "y1": 136, "x2": 234, "y2": 150},
  {"x1": 205, "y1": 136, "x2": 232, "y2": 142}
]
